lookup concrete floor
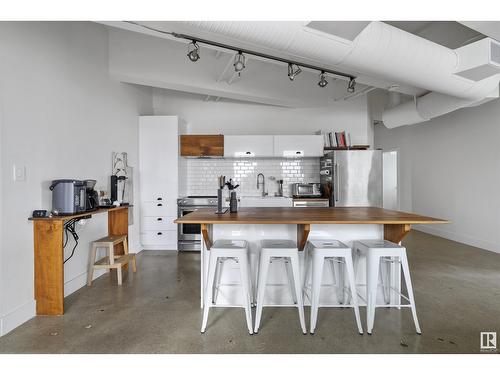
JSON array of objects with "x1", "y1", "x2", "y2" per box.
[{"x1": 1, "y1": 230, "x2": 499, "y2": 354}]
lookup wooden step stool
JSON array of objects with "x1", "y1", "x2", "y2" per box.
[{"x1": 87, "y1": 235, "x2": 137, "y2": 286}]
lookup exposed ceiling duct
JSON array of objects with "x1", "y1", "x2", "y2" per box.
[{"x1": 155, "y1": 21, "x2": 500, "y2": 127}]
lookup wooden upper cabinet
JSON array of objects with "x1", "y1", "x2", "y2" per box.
[{"x1": 180, "y1": 135, "x2": 224, "y2": 157}]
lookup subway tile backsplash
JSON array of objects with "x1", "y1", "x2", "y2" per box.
[{"x1": 180, "y1": 158, "x2": 320, "y2": 197}]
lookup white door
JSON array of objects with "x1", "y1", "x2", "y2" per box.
[{"x1": 383, "y1": 150, "x2": 398, "y2": 210}]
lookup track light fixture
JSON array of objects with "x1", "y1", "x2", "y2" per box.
[
  {"x1": 318, "y1": 71, "x2": 328, "y2": 88},
  {"x1": 347, "y1": 78, "x2": 356, "y2": 93},
  {"x1": 233, "y1": 51, "x2": 246, "y2": 75},
  {"x1": 287, "y1": 63, "x2": 302, "y2": 81},
  {"x1": 125, "y1": 23, "x2": 358, "y2": 89},
  {"x1": 186, "y1": 41, "x2": 200, "y2": 62}
]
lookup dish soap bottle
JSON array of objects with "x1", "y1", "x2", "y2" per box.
[{"x1": 230, "y1": 191, "x2": 238, "y2": 213}]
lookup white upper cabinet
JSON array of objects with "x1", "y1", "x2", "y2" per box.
[
  {"x1": 224, "y1": 135, "x2": 274, "y2": 157},
  {"x1": 273, "y1": 135, "x2": 324, "y2": 157}
]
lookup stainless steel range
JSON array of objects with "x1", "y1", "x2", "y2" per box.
[{"x1": 177, "y1": 196, "x2": 218, "y2": 251}]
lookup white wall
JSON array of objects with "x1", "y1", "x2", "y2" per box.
[
  {"x1": 182, "y1": 158, "x2": 319, "y2": 197},
  {"x1": 374, "y1": 98, "x2": 500, "y2": 253},
  {"x1": 0, "y1": 22, "x2": 153, "y2": 335},
  {"x1": 153, "y1": 89, "x2": 371, "y2": 145}
]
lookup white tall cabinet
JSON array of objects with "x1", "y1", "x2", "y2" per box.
[{"x1": 139, "y1": 116, "x2": 183, "y2": 250}]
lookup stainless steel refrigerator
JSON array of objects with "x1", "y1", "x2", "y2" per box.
[{"x1": 320, "y1": 150, "x2": 382, "y2": 207}]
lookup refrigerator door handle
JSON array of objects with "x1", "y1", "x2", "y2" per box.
[
  {"x1": 334, "y1": 163, "x2": 339, "y2": 202},
  {"x1": 336, "y1": 164, "x2": 341, "y2": 202}
]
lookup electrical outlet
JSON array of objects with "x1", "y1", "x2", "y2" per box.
[{"x1": 13, "y1": 165, "x2": 26, "y2": 182}]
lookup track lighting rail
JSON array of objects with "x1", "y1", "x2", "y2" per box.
[
  {"x1": 125, "y1": 21, "x2": 357, "y2": 92},
  {"x1": 170, "y1": 32, "x2": 355, "y2": 81},
  {"x1": 125, "y1": 21, "x2": 355, "y2": 81}
]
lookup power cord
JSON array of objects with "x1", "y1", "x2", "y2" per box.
[{"x1": 63, "y1": 219, "x2": 80, "y2": 264}]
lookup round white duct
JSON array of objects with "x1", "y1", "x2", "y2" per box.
[{"x1": 166, "y1": 20, "x2": 500, "y2": 127}]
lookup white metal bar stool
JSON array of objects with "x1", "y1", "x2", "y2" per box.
[
  {"x1": 353, "y1": 239, "x2": 421, "y2": 335},
  {"x1": 201, "y1": 239, "x2": 253, "y2": 334},
  {"x1": 303, "y1": 240, "x2": 363, "y2": 335},
  {"x1": 254, "y1": 239, "x2": 307, "y2": 334}
]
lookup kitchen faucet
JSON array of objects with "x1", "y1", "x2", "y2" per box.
[{"x1": 256, "y1": 173, "x2": 267, "y2": 197}]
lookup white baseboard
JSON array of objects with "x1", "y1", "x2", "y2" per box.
[
  {"x1": 0, "y1": 299, "x2": 36, "y2": 337},
  {"x1": 415, "y1": 224, "x2": 500, "y2": 254}
]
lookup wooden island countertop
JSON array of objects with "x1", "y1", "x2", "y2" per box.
[
  {"x1": 174, "y1": 207, "x2": 448, "y2": 251},
  {"x1": 174, "y1": 206, "x2": 448, "y2": 225}
]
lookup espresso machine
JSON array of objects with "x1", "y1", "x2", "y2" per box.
[{"x1": 84, "y1": 179, "x2": 99, "y2": 211}]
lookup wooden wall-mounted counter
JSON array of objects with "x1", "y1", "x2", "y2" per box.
[{"x1": 29, "y1": 206, "x2": 130, "y2": 315}]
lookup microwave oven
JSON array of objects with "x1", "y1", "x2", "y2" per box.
[{"x1": 291, "y1": 183, "x2": 321, "y2": 198}]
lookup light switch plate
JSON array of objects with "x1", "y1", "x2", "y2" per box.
[{"x1": 13, "y1": 165, "x2": 26, "y2": 182}]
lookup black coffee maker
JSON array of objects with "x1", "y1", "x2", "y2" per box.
[{"x1": 84, "y1": 179, "x2": 99, "y2": 211}]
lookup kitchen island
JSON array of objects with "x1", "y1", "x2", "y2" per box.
[{"x1": 175, "y1": 207, "x2": 448, "y2": 307}]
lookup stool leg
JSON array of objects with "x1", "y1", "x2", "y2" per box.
[
  {"x1": 285, "y1": 259, "x2": 298, "y2": 304},
  {"x1": 212, "y1": 259, "x2": 224, "y2": 304},
  {"x1": 254, "y1": 253, "x2": 270, "y2": 333},
  {"x1": 131, "y1": 255, "x2": 137, "y2": 273},
  {"x1": 349, "y1": 249, "x2": 359, "y2": 305},
  {"x1": 87, "y1": 244, "x2": 98, "y2": 286},
  {"x1": 238, "y1": 254, "x2": 254, "y2": 335},
  {"x1": 332, "y1": 259, "x2": 345, "y2": 305},
  {"x1": 123, "y1": 238, "x2": 129, "y2": 255},
  {"x1": 400, "y1": 252, "x2": 421, "y2": 334},
  {"x1": 345, "y1": 255, "x2": 363, "y2": 334},
  {"x1": 380, "y1": 258, "x2": 390, "y2": 305},
  {"x1": 290, "y1": 252, "x2": 307, "y2": 334},
  {"x1": 310, "y1": 253, "x2": 324, "y2": 334},
  {"x1": 366, "y1": 253, "x2": 380, "y2": 334},
  {"x1": 201, "y1": 253, "x2": 218, "y2": 333},
  {"x1": 302, "y1": 247, "x2": 312, "y2": 292}
]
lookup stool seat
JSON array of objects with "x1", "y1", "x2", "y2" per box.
[
  {"x1": 356, "y1": 239, "x2": 403, "y2": 249},
  {"x1": 261, "y1": 239, "x2": 296, "y2": 249},
  {"x1": 308, "y1": 239, "x2": 348, "y2": 249},
  {"x1": 353, "y1": 240, "x2": 421, "y2": 335},
  {"x1": 87, "y1": 235, "x2": 136, "y2": 286},
  {"x1": 201, "y1": 239, "x2": 253, "y2": 334},
  {"x1": 255, "y1": 239, "x2": 306, "y2": 334},
  {"x1": 93, "y1": 234, "x2": 128, "y2": 246},
  {"x1": 305, "y1": 239, "x2": 363, "y2": 334},
  {"x1": 212, "y1": 239, "x2": 248, "y2": 250}
]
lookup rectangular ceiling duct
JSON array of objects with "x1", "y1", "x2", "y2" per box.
[{"x1": 455, "y1": 38, "x2": 500, "y2": 81}]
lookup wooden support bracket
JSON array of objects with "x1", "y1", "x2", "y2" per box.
[
  {"x1": 384, "y1": 224, "x2": 411, "y2": 244},
  {"x1": 297, "y1": 224, "x2": 311, "y2": 251},
  {"x1": 201, "y1": 223, "x2": 213, "y2": 250}
]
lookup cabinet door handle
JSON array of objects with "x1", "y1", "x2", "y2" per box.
[
  {"x1": 157, "y1": 232, "x2": 163, "y2": 235},
  {"x1": 157, "y1": 203, "x2": 163, "y2": 207},
  {"x1": 157, "y1": 197, "x2": 163, "y2": 201},
  {"x1": 157, "y1": 218, "x2": 163, "y2": 221},
  {"x1": 245, "y1": 151, "x2": 251, "y2": 155}
]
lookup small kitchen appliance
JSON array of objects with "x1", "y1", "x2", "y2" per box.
[
  {"x1": 291, "y1": 183, "x2": 322, "y2": 198},
  {"x1": 50, "y1": 179, "x2": 86, "y2": 215},
  {"x1": 84, "y1": 179, "x2": 99, "y2": 211}
]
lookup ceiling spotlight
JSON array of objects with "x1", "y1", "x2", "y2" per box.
[
  {"x1": 318, "y1": 71, "x2": 328, "y2": 88},
  {"x1": 233, "y1": 51, "x2": 246, "y2": 75},
  {"x1": 347, "y1": 78, "x2": 356, "y2": 93},
  {"x1": 187, "y1": 41, "x2": 200, "y2": 62},
  {"x1": 287, "y1": 63, "x2": 302, "y2": 81}
]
